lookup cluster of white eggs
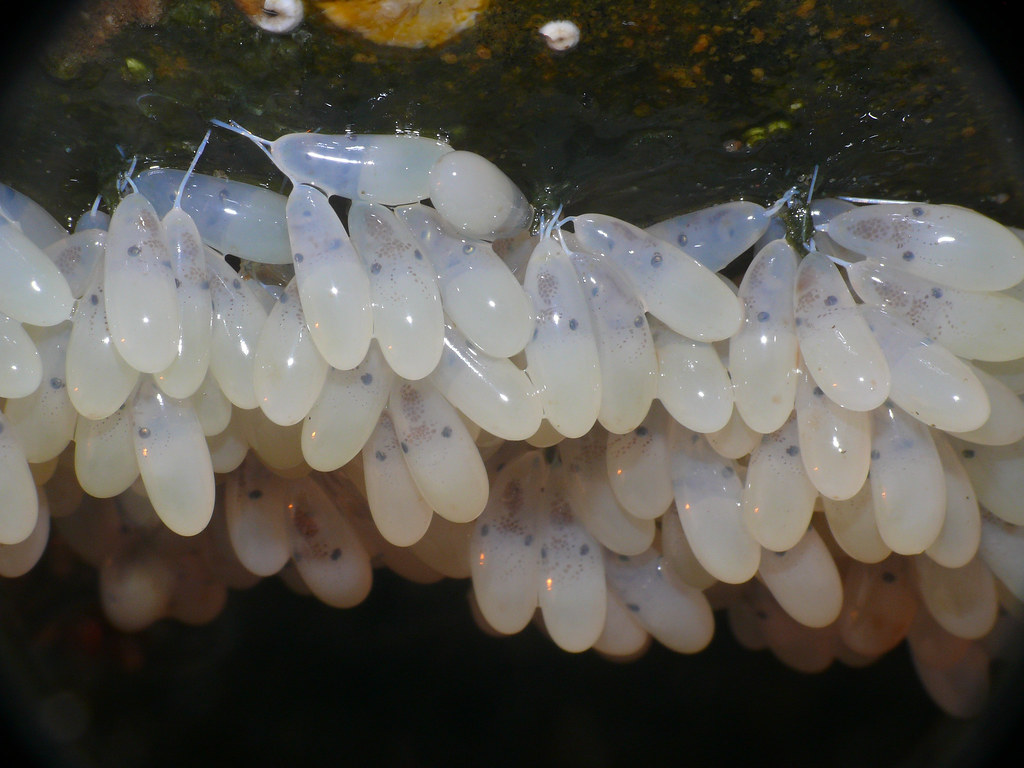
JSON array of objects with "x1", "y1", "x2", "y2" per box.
[{"x1": 2, "y1": 123, "x2": 1024, "y2": 718}]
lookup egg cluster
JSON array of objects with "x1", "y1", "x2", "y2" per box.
[{"x1": 2, "y1": 125, "x2": 1023, "y2": 718}]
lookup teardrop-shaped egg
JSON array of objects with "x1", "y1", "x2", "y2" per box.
[
  {"x1": 794, "y1": 253, "x2": 890, "y2": 410},
  {"x1": 826, "y1": 202, "x2": 1024, "y2": 291},
  {"x1": 131, "y1": 380, "x2": 215, "y2": 537},
  {"x1": 349, "y1": 201, "x2": 444, "y2": 379},
  {"x1": 286, "y1": 184, "x2": 373, "y2": 370},
  {"x1": 730, "y1": 239, "x2": 800, "y2": 433}
]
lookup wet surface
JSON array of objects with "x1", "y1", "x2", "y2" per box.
[{"x1": 2, "y1": 1, "x2": 1024, "y2": 766}]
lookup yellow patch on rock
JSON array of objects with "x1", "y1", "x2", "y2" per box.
[{"x1": 318, "y1": 0, "x2": 489, "y2": 48}]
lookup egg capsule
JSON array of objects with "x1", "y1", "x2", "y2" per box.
[
  {"x1": 603, "y1": 547, "x2": 715, "y2": 654},
  {"x1": 824, "y1": 202, "x2": 1024, "y2": 291},
  {"x1": 253, "y1": 277, "x2": 329, "y2": 426},
  {"x1": 558, "y1": 429, "x2": 656, "y2": 556},
  {"x1": 869, "y1": 403, "x2": 946, "y2": 554},
  {"x1": 536, "y1": 467, "x2": 607, "y2": 653},
  {"x1": 429, "y1": 150, "x2": 533, "y2": 241},
  {"x1": 522, "y1": 236, "x2": 602, "y2": 438},
  {"x1": 0, "y1": 215, "x2": 74, "y2": 326},
  {"x1": 669, "y1": 423, "x2": 760, "y2": 584},
  {"x1": 0, "y1": 411, "x2": 38, "y2": 545},
  {"x1": 570, "y1": 246, "x2": 658, "y2": 435},
  {"x1": 135, "y1": 169, "x2": 292, "y2": 265},
  {"x1": 645, "y1": 199, "x2": 777, "y2": 272},
  {"x1": 104, "y1": 193, "x2": 181, "y2": 373},
  {"x1": 395, "y1": 203, "x2": 534, "y2": 356},
  {"x1": 794, "y1": 252, "x2": 890, "y2": 411},
  {"x1": 362, "y1": 411, "x2": 434, "y2": 548},
  {"x1": 212, "y1": 120, "x2": 452, "y2": 205},
  {"x1": 131, "y1": 379, "x2": 216, "y2": 537},
  {"x1": 861, "y1": 305, "x2": 989, "y2": 433},
  {"x1": 470, "y1": 451, "x2": 546, "y2": 635},
  {"x1": 573, "y1": 213, "x2": 742, "y2": 342},
  {"x1": 0, "y1": 312, "x2": 41, "y2": 399},
  {"x1": 286, "y1": 184, "x2": 373, "y2": 370},
  {"x1": 348, "y1": 201, "x2": 444, "y2": 380},
  {"x1": 847, "y1": 260, "x2": 1024, "y2": 362},
  {"x1": 303, "y1": 343, "x2": 393, "y2": 472},
  {"x1": 65, "y1": 256, "x2": 139, "y2": 419},
  {"x1": 730, "y1": 239, "x2": 800, "y2": 433}
]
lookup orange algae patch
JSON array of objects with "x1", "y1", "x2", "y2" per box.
[{"x1": 318, "y1": 0, "x2": 490, "y2": 48}]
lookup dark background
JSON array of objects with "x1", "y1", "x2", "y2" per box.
[{"x1": 2, "y1": 2, "x2": 1024, "y2": 767}]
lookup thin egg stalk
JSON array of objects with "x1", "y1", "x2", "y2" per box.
[
  {"x1": 521, "y1": 237, "x2": 601, "y2": 438},
  {"x1": 0, "y1": 411, "x2": 39, "y2": 545},
  {"x1": 155, "y1": 206, "x2": 214, "y2": 399},
  {"x1": 131, "y1": 379, "x2": 216, "y2": 537},
  {"x1": 348, "y1": 202, "x2": 444, "y2": 380},
  {"x1": 286, "y1": 184, "x2": 373, "y2": 370},
  {"x1": 869, "y1": 404, "x2": 946, "y2": 554},
  {"x1": 387, "y1": 378, "x2": 489, "y2": 523},
  {"x1": 572, "y1": 213, "x2": 742, "y2": 342},
  {"x1": 65, "y1": 255, "x2": 139, "y2": 419},
  {"x1": 793, "y1": 252, "x2": 890, "y2": 411},
  {"x1": 428, "y1": 150, "x2": 533, "y2": 241},
  {"x1": 0, "y1": 215, "x2": 74, "y2": 326},
  {"x1": 537, "y1": 470, "x2": 607, "y2": 653},
  {"x1": 0, "y1": 311, "x2": 42, "y2": 399},
  {"x1": 394, "y1": 203, "x2": 534, "y2": 357},
  {"x1": 104, "y1": 193, "x2": 181, "y2": 373},
  {"x1": 729, "y1": 239, "x2": 800, "y2": 434},
  {"x1": 253, "y1": 278, "x2": 329, "y2": 426},
  {"x1": 825, "y1": 203, "x2": 1024, "y2": 291},
  {"x1": 470, "y1": 451, "x2": 546, "y2": 634},
  {"x1": 361, "y1": 411, "x2": 434, "y2": 548},
  {"x1": 134, "y1": 169, "x2": 292, "y2": 265},
  {"x1": 862, "y1": 306, "x2": 990, "y2": 433}
]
